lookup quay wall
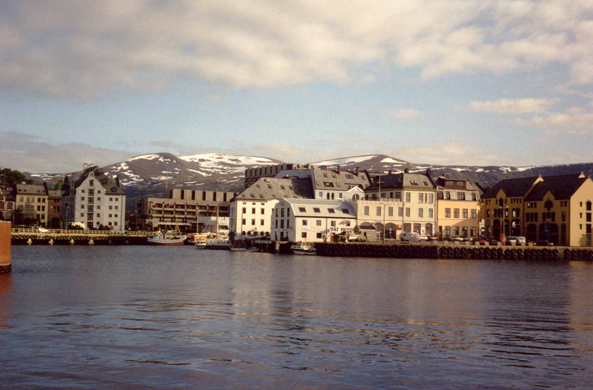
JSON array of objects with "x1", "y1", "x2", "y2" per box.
[
  {"x1": 11, "y1": 233, "x2": 147, "y2": 246},
  {"x1": 316, "y1": 242, "x2": 593, "y2": 261},
  {"x1": 0, "y1": 222, "x2": 11, "y2": 273}
]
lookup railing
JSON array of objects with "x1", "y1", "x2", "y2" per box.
[{"x1": 11, "y1": 228, "x2": 151, "y2": 236}]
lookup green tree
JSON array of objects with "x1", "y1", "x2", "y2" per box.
[{"x1": 0, "y1": 168, "x2": 34, "y2": 185}]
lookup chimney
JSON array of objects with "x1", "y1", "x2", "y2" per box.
[
  {"x1": 388, "y1": 170, "x2": 392, "y2": 175},
  {"x1": 337, "y1": 166, "x2": 341, "y2": 174},
  {"x1": 355, "y1": 167, "x2": 359, "y2": 175},
  {"x1": 404, "y1": 168, "x2": 409, "y2": 173},
  {"x1": 426, "y1": 168, "x2": 432, "y2": 177},
  {"x1": 83, "y1": 163, "x2": 89, "y2": 170}
]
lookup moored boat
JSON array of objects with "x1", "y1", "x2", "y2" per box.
[
  {"x1": 291, "y1": 242, "x2": 316, "y2": 255},
  {"x1": 147, "y1": 230, "x2": 187, "y2": 246}
]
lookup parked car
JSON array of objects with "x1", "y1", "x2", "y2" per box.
[
  {"x1": 400, "y1": 232, "x2": 428, "y2": 242},
  {"x1": 505, "y1": 236, "x2": 526, "y2": 245},
  {"x1": 35, "y1": 226, "x2": 50, "y2": 233}
]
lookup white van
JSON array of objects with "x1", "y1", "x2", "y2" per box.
[
  {"x1": 506, "y1": 236, "x2": 526, "y2": 245},
  {"x1": 400, "y1": 232, "x2": 427, "y2": 242}
]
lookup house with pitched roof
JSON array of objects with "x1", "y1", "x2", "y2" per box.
[
  {"x1": 434, "y1": 176, "x2": 482, "y2": 239},
  {"x1": 271, "y1": 199, "x2": 357, "y2": 242},
  {"x1": 360, "y1": 170, "x2": 437, "y2": 239},
  {"x1": 61, "y1": 164, "x2": 126, "y2": 230},
  {"x1": 230, "y1": 177, "x2": 313, "y2": 238},
  {"x1": 15, "y1": 184, "x2": 48, "y2": 226},
  {"x1": 0, "y1": 185, "x2": 16, "y2": 222},
  {"x1": 482, "y1": 173, "x2": 593, "y2": 246}
]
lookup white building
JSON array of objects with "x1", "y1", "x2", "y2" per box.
[
  {"x1": 271, "y1": 199, "x2": 357, "y2": 242},
  {"x1": 62, "y1": 164, "x2": 126, "y2": 230},
  {"x1": 230, "y1": 177, "x2": 313, "y2": 239}
]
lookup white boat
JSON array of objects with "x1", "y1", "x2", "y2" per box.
[
  {"x1": 246, "y1": 246, "x2": 260, "y2": 252},
  {"x1": 206, "y1": 239, "x2": 231, "y2": 250},
  {"x1": 147, "y1": 230, "x2": 187, "y2": 246},
  {"x1": 291, "y1": 242, "x2": 316, "y2": 255}
]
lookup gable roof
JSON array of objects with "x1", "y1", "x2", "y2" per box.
[
  {"x1": 72, "y1": 165, "x2": 126, "y2": 195},
  {"x1": 311, "y1": 168, "x2": 371, "y2": 191},
  {"x1": 366, "y1": 172, "x2": 435, "y2": 191},
  {"x1": 280, "y1": 199, "x2": 356, "y2": 219},
  {"x1": 481, "y1": 176, "x2": 540, "y2": 199},
  {"x1": 15, "y1": 184, "x2": 47, "y2": 195},
  {"x1": 235, "y1": 177, "x2": 313, "y2": 200},
  {"x1": 524, "y1": 174, "x2": 589, "y2": 201}
]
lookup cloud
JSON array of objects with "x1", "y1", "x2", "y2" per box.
[
  {"x1": 0, "y1": 132, "x2": 135, "y2": 173},
  {"x1": 514, "y1": 104, "x2": 593, "y2": 134},
  {"x1": 387, "y1": 109, "x2": 422, "y2": 122},
  {"x1": 1, "y1": 1, "x2": 593, "y2": 100},
  {"x1": 469, "y1": 98, "x2": 559, "y2": 113}
]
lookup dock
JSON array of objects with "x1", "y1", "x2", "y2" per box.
[{"x1": 11, "y1": 228, "x2": 149, "y2": 245}]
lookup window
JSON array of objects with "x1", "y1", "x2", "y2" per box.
[
  {"x1": 316, "y1": 220, "x2": 322, "y2": 226},
  {"x1": 405, "y1": 193, "x2": 411, "y2": 202},
  {"x1": 328, "y1": 209, "x2": 335, "y2": 214},
  {"x1": 251, "y1": 219, "x2": 255, "y2": 225},
  {"x1": 405, "y1": 208, "x2": 410, "y2": 217},
  {"x1": 313, "y1": 208, "x2": 321, "y2": 213},
  {"x1": 242, "y1": 208, "x2": 246, "y2": 214},
  {"x1": 388, "y1": 207, "x2": 393, "y2": 216},
  {"x1": 252, "y1": 208, "x2": 256, "y2": 214},
  {"x1": 261, "y1": 209, "x2": 265, "y2": 214},
  {"x1": 428, "y1": 194, "x2": 433, "y2": 203},
  {"x1": 331, "y1": 221, "x2": 336, "y2": 227},
  {"x1": 419, "y1": 193, "x2": 424, "y2": 203},
  {"x1": 364, "y1": 206, "x2": 369, "y2": 216},
  {"x1": 242, "y1": 219, "x2": 246, "y2": 225},
  {"x1": 302, "y1": 232, "x2": 307, "y2": 239},
  {"x1": 444, "y1": 226, "x2": 451, "y2": 236},
  {"x1": 395, "y1": 192, "x2": 402, "y2": 200},
  {"x1": 458, "y1": 192, "x2": 465, "y2": 200},
  {"x1": 302, "y1": 220, "x2": 308, "y2": 226},
  {"x1": 445, "y1": 192, "x2": 451, "y2": 200},
  {"x1": 317, "y1": 233, "x2": 322, "y2": 239},
  {"x1": 398, "y1": 207, "x2": 403, "y2": 217},
  {"x1": 471, "y1": 209, "x2": 477, "y2": 219},
  {"x1": 376, "y1": 207, "x2": 381, "y2": 216},
  {"x1": 261, "y1": 219, "x2": 264, "y2": 226},
  {"x1": 445, "y1": 208, "x2": 451, "y2": 218},
  {"x1": 418, "y1": 208, "x2": 423, "y2": 217},
  {"x1": 454, "y1": 208, "x2": 460, "y2": 218},
  {"x1": 428, "y1": 208, "x2": 433, "y2": 218},
  {"x1": 462, "y1": 209, "x2": 468, "y2": 219},
  {"x1": 299, "y1": 207, "x2": 306, "y2": 212},
  {"x1": 342, "y1": 208, "x2": 349, "y2": 214}
]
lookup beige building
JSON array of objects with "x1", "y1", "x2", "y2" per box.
[
  {"x1": 434, "y1": 177, "x2": 481, "y2": 239},
  {"x1": 15, "y1": 184, "x2": 48, "y2": 226},
  {"x1": 363, "y1": 170, "x2": 437, "y2": 238},
  {"x1": 482, "y1": 173, "x2": 593, "y2": 246},
  {"x1": 136, "y1": 189, "x2": 235, "y2": 233}
]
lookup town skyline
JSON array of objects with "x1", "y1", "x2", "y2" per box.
[{"x1": 2, "y1": 1, "x2": 593, "y2": 172}]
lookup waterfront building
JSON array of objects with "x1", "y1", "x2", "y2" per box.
[
  {"x1": 310, "y1": 166, "x2": 370, "y2": 201},
  {"x1": 434, "y1": 176, "x2": 481, "y2": 239},
  {"x1": 61, "y1": 164, "x2": 126, "y2": 231},
  {"x1": 481, "y1": 173, "x2": 593, "y2": 246},
  {"x1": 0, "y1": 185, "x2": 15, "y2": 222},
  {"x1": 362, "y1": 170, "x2": 437, "y2": 238},
  {"x1": 15, "y1": 184, "x2": 48, "y2": 226},
  {"x1": 270, "y1": 199, "x2": 356, "y2": 242},
  {"x1": 135, "y1": 189, "x2": 235, "y2": 233},
  {"x1": 46, "y1": 187, "x2": 62, "y2": 229},
  {"x1": 230, "y1": 177, "x2": 313, "y2": 239}
]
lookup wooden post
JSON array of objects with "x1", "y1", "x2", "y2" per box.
[{"x1": 0, "y1": 222, "x2": 11, "y2": 273}]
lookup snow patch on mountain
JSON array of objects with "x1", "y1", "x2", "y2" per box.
[
  {"x1": 314, "y1": 155, "x2": 377, "y2": 166},
  {"x1": 179, "y1": 153, "x2": 276, "y2": 166}
]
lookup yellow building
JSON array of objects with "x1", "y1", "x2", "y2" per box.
[
  {"x1": 434, "y1": 177, "x2": 481, "y2": 239},
  {"x1": 363, "y1": 170, "x2": 437, "y2": 239},
  {"x1": 482, "y1": 173, "x2": 593, "y2": 246},
  {"x1": 15, "y1": 184, "x2": 49, "y2": 226}
]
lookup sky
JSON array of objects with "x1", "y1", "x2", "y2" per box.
[{"x1": 1, "y1": 0, "x2": 593, "y2": 173}]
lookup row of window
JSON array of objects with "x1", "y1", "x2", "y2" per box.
[
  {"x1": 438, "y1": 191, "x2": 478, "y2": 201},
  {"x1": 80, "y1": 213, "x2": 119, "y2": 219},
  {"x1": 372, "y1": 192, "x2": 437, "y2": 203},
  {"x1": 18, "y1": 197, "x2": 46, "y2": 203},
  {"x1": 442, "y1": 226, "x2": 478, "y2": 237},
  {"x1": 444, "y1": 208, "x2": 478, "y2": 219},
  {"x1": 363, "y1": 205, "x2": 435, "y2": 218},
  {"x1": 80, "y1": 205, "x2": 118, "y2": 210}
]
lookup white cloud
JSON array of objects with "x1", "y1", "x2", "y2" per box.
[
  {"x1": 387, "y1": 109, "x2": 422, "y2": 122},
  {"x1": 469, "y1": 98, "x2": 559, "y2": 113},
  {"x1": 514, "y1": 104, "x2": 593, "y2": 134},
  {"x1": 1, "y1": 0, "x2": 593, "y2": 100}
]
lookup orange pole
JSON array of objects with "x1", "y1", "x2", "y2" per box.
[{"x1": 0, "y1": 222, "x2": 11, "y2": 273}]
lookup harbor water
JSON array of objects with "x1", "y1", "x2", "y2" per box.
[{"x1": 1, "y1": 246, "x2": 593, "y2": 389}]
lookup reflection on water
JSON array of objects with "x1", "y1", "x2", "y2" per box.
[{"x1": 1, "y1": 246, "x2": 593, "y2": 389}]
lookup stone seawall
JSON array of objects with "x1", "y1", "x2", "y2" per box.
[
  {"x1": 0, "y1": 222, "x2": 11, "y2": 273},
  {"x1": 316, "y1": 242, "x2": 593, "y2": 261}
]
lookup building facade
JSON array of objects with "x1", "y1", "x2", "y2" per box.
[
  {"x1": 15, "y1": 184, "x2": 48, "y2": 226},
  {"x1": 135, "y1": 189, "x2": 235, "y2": 233},
  {"x1": 434, "y1": 177, "x2": 481, "y2": 239},
  {"x1": 62, "y1": 164, "x2": 126, "y2": 230},
  {"x1": 482, "y1": 173, "x2": 593, "y2": 246},
  {"x1": 271, "y1": 199, "x2": 357, "y2": 242},
  {"x1": 363, "y1": 170, "x2": 437, "y2": 238},
  {"x1": 0, "y1": 185, "x2": 15, "y2": 222}
]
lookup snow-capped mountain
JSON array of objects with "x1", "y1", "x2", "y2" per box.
[{"x1": 28, "y1": 153, "x2": 593, "y2": 211}]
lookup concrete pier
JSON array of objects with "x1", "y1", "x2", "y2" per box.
[{"x1": 0, "y1": 222, "x2": 11, "y2": 273}]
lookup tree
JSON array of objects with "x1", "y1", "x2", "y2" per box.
[{"x1": 0, "y1": 168, "x2": 34, "y2": 185}]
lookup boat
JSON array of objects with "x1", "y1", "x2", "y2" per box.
[
  {"x1": 230, "y1": 241, "x2": 247, "y2": 252},
  {"x1": 291, "y1": 242, "x2": 316, "y2": 255},
  {"x1": 246, "y1": 246, "x2": 260, "y2": 252},
  {"x1": 147, "y1": 230, "x2": 187, "y2": 246},
  {"x1": 206, "y1": 239, "x2": 231, "y2": 250}
]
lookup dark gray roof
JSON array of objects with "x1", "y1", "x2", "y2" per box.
[
  {"x1": 481, "y1": 176, "x2": 540, "y2": 199},
  {"x1": 15, "y1": 184, "x2": 47, "y2": 195},
  {"x1": 0, "y1": 185, "x2": 16, "y2": 201},
  {"x1": 366, "y1": 173, "x2": 435, "y2": 191},
  {"x1": 524, "y1": 174, "x2": 588, "y2": 201},
  {"x1": 235, "y1": 178, "x2": 313, "y2": 200},
  {"x1": 311, "y1": 168, "x2": 371, "y2": 191},
  {"x1": 73, "y1": 165, "x2": 126, "y2": 195}
]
